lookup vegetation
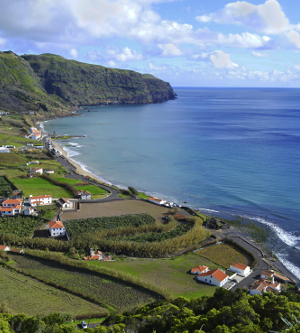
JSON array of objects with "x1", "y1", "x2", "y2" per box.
[
  {"x1": 0, "y1": 216, "x2": 43, "y2": 237},
  {"x1": 195, "y1": 241, "x2": 254, "y2": 269},
  {"x1": 12, "y1": 177, "x2": 73, "y2": 197},
  {"x1": 52, "y1": 177, "x2": 108, "y2": 195},
  {"x1": 0, "y1": 176, "x2": 16, "y2": 197},
  {"x1": 35, "y1": 204, "x2": 58, "y2": 220},
  {"x1": 0, "y1": 267, "x2": 107, "y2": 317}
]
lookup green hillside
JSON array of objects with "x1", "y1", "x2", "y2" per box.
[{"x1": 0, "y1": 51, "x2": 176, "y2": 117}]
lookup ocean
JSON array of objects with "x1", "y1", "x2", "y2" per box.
[{"x1": 43, "y1": 87, "x2": 300, "y2": 279}]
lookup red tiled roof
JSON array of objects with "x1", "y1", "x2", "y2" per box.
[
  {"x1": 0, "y1": 245, "x2": 8, "y2": 250},
  {"x1": 251, "y1": 278, "x2": 280, "y2": 292},
  {"x1": 232, "y1": 263, "x2": 249, "y2": 270},
  {"x1": 30, "y1": 195, "x2": 51, "y2": 200},
  {"x1": 49, "y1": 221, "x2": 64, "y2": 229},
  {"x1": 262, "y1": 270, "x2": 274, "y2": 277},
  {"x1": 191, "y1": 265, "x2": 208, "y2": 273},
  {"x1": 173, "y1": 214, "x2": 186, "y2": 220},
  {"x1": 274, "y1": 273, "x2": 291, "y2": 281},
  {"x1": 199, "y1": 269, "x2": 228, "y2": 282},
  {"x1": 90, "y1": 255, "x2": 100, "y2": 260},
  {"x1": 0, "y1": 207, "x2": 14, "y2": 212},
  {"x1": 3, "y1": 199, "x2": 22, "y2": 205},
  {"x1": 149, "y1": 197, "x2": 162, "y2": 202}
]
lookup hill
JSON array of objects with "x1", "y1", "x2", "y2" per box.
[{"x1": 0, "y1": 51, "x2": 176, "y2": 117}]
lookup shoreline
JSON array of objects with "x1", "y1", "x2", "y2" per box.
[{"x1": 41, "y1": 119, "x2": 299, "y2": 283}]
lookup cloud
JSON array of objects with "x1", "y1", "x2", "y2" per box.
[
  {"x1": 158, "y1": 43, "x2": 181, "y2": 56},
  {"x1": 0, "y1": 37, "x2": 6, "y2": 46},
  {"x1": 69, "y1": 48, "x2": 78, "y2": 58},
  {"x1": 217, "y1": 32, "x2": 272, "y2": 49},
  {"x1": 252, "y1": 51, "x2": 269, "y2": 57},
  {"x1": 196, "y1": 0, "x2": 290, "y2": 35},
  {"x1": 148, "y1": 61, "x2": 167, "y2": 71},
  {"x1": 108, "y1": 47, "x2": 143, "y2": 62},
  {"x1": 285, "y1": 30, "x2": 300, "y2": 49},
  {"x1": 192, "y1": 50, "x2": 238, "y2": 69}
]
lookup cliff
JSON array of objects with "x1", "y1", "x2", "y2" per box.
[{"x1": 0, "y1": 51, "x2": 176, "y2": 116}]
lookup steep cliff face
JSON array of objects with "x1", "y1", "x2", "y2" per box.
[
  {"x1": 22, "y1": 53, "x2": 176, "y2": 107},
  {"x1": 0, "y1": 51, "x2": 176, "y2": 115}
]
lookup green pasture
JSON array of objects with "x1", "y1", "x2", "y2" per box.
[
  {"x1": 88, "y1": 253, "x2": 227, "y2": 299},
  {"x1": 12, "y1": 177, "x2": 73, "y2": 197},
  {"x1": 53, "y1": 177, "x2": 108, "y2": 194},
  {"x1": 0, "y1": 267, "x2": 107, "y2": 317},
  {"x1": 0, "y1": 133, "x2": 39, "y2": 147}
]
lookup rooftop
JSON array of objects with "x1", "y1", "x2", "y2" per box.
[{"x1": 49, "y1": 221, "x2": 64, "y2": 229}]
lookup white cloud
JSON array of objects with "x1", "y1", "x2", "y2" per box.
[
  {"x1": 107, "y1": 60, "x2": 116, "y2": 67},
  {"x1": 252, "y1": 51, "x2": 269, "y2": 57},
  {"x1": 158, "y1": 43, "x2": 181, "y2": 56},
  {"x1": 285, "y1": 30, "x2": 300, "y2": 48},
  {"x1": 148, "y1": 61, "x2": 167, "y2": 71},
  {"x1": 209, "y1": 50, "x2": 238, "y2": 68},
  {"x1": 0, "y1": 37, "x2": 6, "y2": 45},
  {"x1": 217, "y1": 32, "x2": 272, "y2": 48},
  {"x1": 196, "y1": 0, "x2": 290, "y2": 35},
  {"x1": 108, "y1": 47, "x2": 143, "y2": 62},
  {"x1": 69, "y1": 48, "x2": 78, "y2": 58}
]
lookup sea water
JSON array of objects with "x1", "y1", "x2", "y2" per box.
[{"x1": 43, "y1": 87, "x2": 300, "y2": 279}]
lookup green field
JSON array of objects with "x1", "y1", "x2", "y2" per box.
[
  {"x1": 0, "y1": 176, "x2": 16, "y2": 196},
  {"x1": 194, "y1": 243, "x2": 253, "y2": 268},
  {"x1": 8, "y1": 253, "x2": 160, "y2": 312},
  {"x1": 88, "y1": 253, "x2": 227, "y2": 299},
  {"x1": 0, "y1": 216, "x2": 43, "y2": 237},
  {"x1": 0, "y1": 267, "x2": 107, "y2": 317},
  {"x1": 0, "y1": 153, "x2": 28, "y2": 166},
  {"x1": 0, "y1": 133, "x2": 39, "y2": 147},
  {"x1": 53, "y1": 177, "x2": 108, "y2": 195},
  {"x1": 13, "y1": 177, "x2": 73, "y2": 197}
]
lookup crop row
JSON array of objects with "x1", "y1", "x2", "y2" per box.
[{"x1": 0, "y1": 216, "x2": 43, "y2": 237}]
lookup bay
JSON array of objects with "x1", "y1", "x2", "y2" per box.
[{"x1": 43, "y1": 87, "x2": 300, "y2": 279}]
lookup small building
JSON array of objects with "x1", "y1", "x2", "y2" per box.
[
  {"x1": 78, "y1": 190, "x2": 91, "y2": 200},
  {"x1": 57, "y1": 198, "x2": 70, "y2": 208},
  {"x1": 48, "y1": 221, "x2": 65, "y2": 237},
  {"x1": 191, "y1": 265, "x2": 209, "y2": 275},
  {"x1": 23, "y1": 206, "x2": 35, "y2": 216},
  {"x1": 0, "y1": 245, "x2": 10, "y2": 251},
  {"x1": 30, "y1": 167, "x2": 43, "y2": 174},
  {"x1": 196, "y1": 269, "x2": 229, "y2": 287},
  {"x1": 5, "y1": 145, "x2": 15, "y2": 149},
  {"x1": 250, "y1": 278, "x2": 281, "y2": 296},
  {"x1": 261, "y1": 270, "x2": 274, "y2": 279},
  {"x1": 229, "y1": 263, "x2": 251, "y2": 277},
  {"x1": 12, "y1": 190, "x2": 22, "y2": 199},
  {"x1": 148, "y1": 197, "x2": 166, "y2": 205},
  {"x1": 29, "y1": 127, "x2": 41, "y2": 140},
  {"x1": 0, "y1": 205, "x2": 22, "y2": 216},
  {"x1": 44, "y1": 170, "x2": 54, "y2": 174},
  {"x1": 173, "y1": 214, "x2": 187, "y2": 222},
  {"x1": 2, "y1": 199, "x2": 22, "y2": 208},
  {"x1": 29, "y1": 195, "x2": 52, "y2": 206},
  {"x1": 0, "y1": 147, "x2": 10, "y2": 153}
]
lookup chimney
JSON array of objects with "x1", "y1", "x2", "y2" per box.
[{"x1": 272, "y1": 276, "x2": 275, "y2": 285}]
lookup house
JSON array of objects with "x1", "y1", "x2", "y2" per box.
[
  {"x1": 30, "y1": 167, "x2": 43, "y2": 174},
  {"x1": 2, "y1": 199, "x2": 22, "y2": 208},
  {"x1": 29, "y1": 111, "x2": 35, "y2": 115},
  {"x1": 191, "y1": 265, "x2": 209, "y2": 275},
  {"x1": 78, "y1": 190, "x2": 91, "y2": 200},
  {"x1": 261, "y1": 270, "x2": 274, "y2": 279},
  {"x1": 29, "y1": 195, "x2": 52, "y2": 206},
  {"x1": 57, "y1": 198, "x2": 70, "y2": 208},
  {"x1": 12, "y1": 190, "x2": 22, "y2": 199},
  {"x1": 0, "y1": 245, "x2": 10, "y2": 251},
  {"x1": 148, "y1": 197, "x2": 166, "y2": 205},
  {"x1": 23, "y1": 206, "x2": 35, "y2": 216},
  {"x1": 0, "y1": 205, "x2": 22, "y2": 216},
  {"x1": 44, "y1": 170, "x2": 54, "y2": 174},
  {"x1": 250, "y1": 278, "x2": 281, "y2": 296},
  {"x1": 229, "y1": 263, "x2": 251, "y2": 277},
  {"x1": 195, "y1": 269, "x2": 229, "y2": 287},
  {"x1": 48, "y1": 221, "x2": 65, "y2": 237},
  {"x1": 29, "y1": 127, "x2": 41, "y2": 140},
  {"x1": 0, "y1": 147, "x2": 10, "y2": 153}
]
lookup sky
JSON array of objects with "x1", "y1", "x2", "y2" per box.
[{"x1": 1, "y1": 0, "x2": 300, "y2": 87}]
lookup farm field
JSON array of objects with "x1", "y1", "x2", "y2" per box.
[
  {"x1": 9, "y1": 253, "x2": 160, "y2": 311},
  {"x1": 88, "y1": 253, "x2": 228, "y2": 299},
  {"x1": 53, "y1": 177, "x2": 108, "y2": 195},
  {"x1": 0, "y1": 267, "x2": 107, "y2": 317},
  {"x1": 0, "y1": 133, "x2": 38, "y2": 147},
  {"x1": 194, "y1": 243, "x2": 253, "y2": 268},
  {"x1": 0, "y1": 216, "x2": 43, "y2": 237},
  {"x1": 0, "y1": 175, "x2": 16, "y2": 197},
  {"x1": 12, "y1": 177, "x2": 74, "y2": 197},
  {"x1": 0, "y1": 153, "x2": 28, "y2": 167},
  {"x1": 64, "y1": 214, "x2": 155, "y2": 237},
  {"x1": 61, "y1": 200, "x2": 172, "y2": 221}
]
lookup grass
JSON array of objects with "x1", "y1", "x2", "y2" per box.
[
  {"x1": 0, "y1": 153, "x2": 28, "y2": 166},
  {"x1": 0, "y1": 267, "x2": 107, "y2": 317},
  {"x1": 35, "y1": 204, "x2": 58, "y2": 220},
  {"x1": 137, "y1": 192, "x2": 150, "y2": 199},
  {"x1": 12, "y1": 177, "x2": 74, "y2": 197},
  {"x1": 0, "y1": 133, "x2": 40, "y2": 148},
  {"x1": 8, "y1": 253, "x2": 160, "y2": 312},
  {"x1": 92, "y1": 194, "x2": 108, "y2": 200},
  {"x1": 194, "y1": 243, "x2": 253, "y2": 268},
  {"x1": 87, "y1": 253, "x2": 226, "y2": 299},
  {"x1": 53, "y1": 177, "x2": 108, "y2": 195}
]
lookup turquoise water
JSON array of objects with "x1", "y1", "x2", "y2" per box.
[{"x1": 43, "y1": 87, "x2": 300, "y2": 278}]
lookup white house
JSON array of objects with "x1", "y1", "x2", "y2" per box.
[
  {"x1": 57, "y1": 198, "x2": 70, "y2": 208},
  {"x1": 148, "y1": 197, "x2": 166, "y2": 205},
  {"x1": 48, "y1": 221, "x2": 65, "y2": 237},
  {"x1": 250, "y1": 278, "x2": 281, "y2": 296},
  {"x1": 29, "y1": 127, "x2": 41, "y2": 140},
  {"x1": 23, "y1": 206, "x2": 35, "y2": 215},
  {"x1": 0, "y1": 205, "x2": 22, "y2": 216},
  {"x1": 261, "y1": 270, "x2": 274, "y2": 279},
  {"x1": 0, "y1": 147, "x2": 10, "y2": 153},
  {"x1": 0, "y1": 245, "x2": 10, "y2": 251},
  {"x1": 29, "y1": 195, "x2": 52, "y2": 206},
  {"x1": 229, "y1": 263, "x2": 251, "y2": 277},
  {"x1": 77, "y1": 190, "x2": 91, "y2": 200},
  {"x1": 196, "y1": 269, "x2": 229, "y2": 287},
  {"x1": 30, "y1": 167, "x2": 43, "y2": 175},
  {"x1": 2, "y1": 199, "x2": 22, "y2": 208},
  {"x1": 191, "y1": 265, "x2": 209, "y2": 275}
]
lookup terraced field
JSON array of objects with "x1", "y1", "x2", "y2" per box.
[
  {"x1": 0, "y1": 267, "x2": 107, "y2": 317},
  {"x1": 9, "y1": 253, "x2": 160, "y2": 312}
]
